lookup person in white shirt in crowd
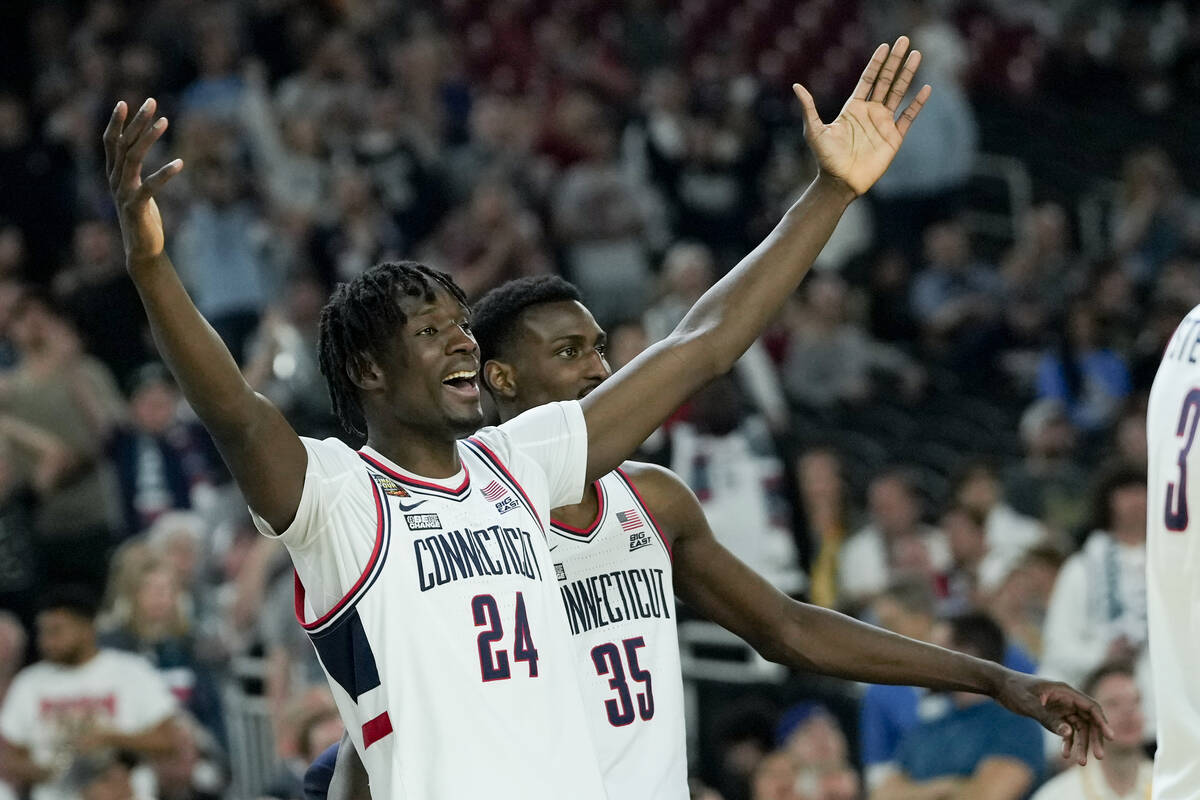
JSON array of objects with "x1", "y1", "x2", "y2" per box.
[
  {"x1": 0, "y1": 586, "x2": 180, "y2": 800},
  {"x1": 951, "y1": 460, "x2": 1046, "y2": 594},
  {"x1": 839, "y1": 468, "x2": 950, "y2": 611},
  {"x1": 1039, "y1": 466, "x2": 1153, "y2": 737},
  {"x1": 1031, "y1": 661, "x2": 1153, "y2": 800}
]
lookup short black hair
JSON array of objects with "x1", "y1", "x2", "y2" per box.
[
  {"x1": 1090, "y1": 463, "x2": 1148, "y2": 532},
  {"x1": 947, "y1": 611, "x2": 1006, "y2": 665},
  {"x1": 36, "y1": 585, "x2": 101, "y2": 623},
  {"x1": 317, "y1": 261, "x2": 468, "y2": 438},
  {"x1": 878, "y1": 577, "x2": 936, "y2": 618},
  {"x1": 470, "y1": 275, "x2": 583, "y2": 366}
]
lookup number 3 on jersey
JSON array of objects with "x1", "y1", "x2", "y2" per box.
[
  {"x1": 591, "y1": 637, "x2": 654, "y2": 727},
  {"x1": 472, "y1": 593, "x2": 539, "y2": 681},
  {"x1": 1165, "y1": 388, "x2": 1200, "y2": 532}
]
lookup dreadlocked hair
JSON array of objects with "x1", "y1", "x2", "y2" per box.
[
  {"x1": 471, "y1": 275, "x2": 583, "y2": 367},
  {"x1": 318, "y1": 261, "x2": 468, "y2": 439}
]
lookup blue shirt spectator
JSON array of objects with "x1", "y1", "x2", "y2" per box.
[{"x1": 894, "y1": 699, "x2": 1044, "y2": 783}]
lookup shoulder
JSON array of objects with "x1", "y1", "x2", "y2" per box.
[
  {"x1": 474, "y1": 401, "x2": 585, "y2": 461},
  {"x1": 616, "y1": 460, "x2": 704, "y2": 540}
]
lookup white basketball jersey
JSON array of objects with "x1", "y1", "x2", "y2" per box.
[
  {"x1": 251, "y1": 402, "x2": 606, "y2": 800},
  {"x1": 1147, "y1": 305, "x2": 1200, "y2": 799},
  {"x1": 550, "y1": 467, "x2": 688, "y2": 800}
]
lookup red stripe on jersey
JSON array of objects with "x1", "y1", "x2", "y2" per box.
[
  {"x1": 294, "y1": 481, "x2": 386, "y2": 630},
  {"x1": 551, "y1": 481, "x2": 606, "y2": 536},
  {"x1": 361, "y1": 711, "x2": 393, "y2": 749},
  {"x1": 466, "y1": 438, "x2": 544, "y2": 532},
  {"x1": 358, "y1": 451, "x2": 471, "y2": 496},
  {"x1": 615, "y1": 467, "x2": 672, "y2": 561}
]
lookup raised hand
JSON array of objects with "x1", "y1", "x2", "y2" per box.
[
  {"x1": 794, "y1": 36, "x2": 931, "y2": 197},
  {"x1": 994, "y1": 672, "x2": 1114, "y2": 766},
  {"x1": 102, "y1": 98, "x2": 184, "y2": 267}
]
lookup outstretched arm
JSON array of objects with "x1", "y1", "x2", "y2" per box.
[
  {"x1": 580, "y1": 38, "x2": 930, "y2": 480},
  {"x1": 625, "y1": 464, "x2": 1112, "y2": 766},
  {"x1": 103, "y1": 99, "x2": 306, "y2": 532}
]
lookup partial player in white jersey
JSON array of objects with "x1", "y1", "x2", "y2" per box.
[
  {"x1": 322, "y1": 276, "x2": 1118, "y2": 800},
  {"x1": 102, "y1": 38, "x2": 1102, "y2": 800},
  {"x1": 1146, "y1": 304, "x2": 1200, "y2": 799}
]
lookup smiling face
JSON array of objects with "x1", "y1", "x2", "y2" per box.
[
  {"x1": 364, "y1": 287, "x2": 483, "y2": 439},
  {"x1": 484, "y1": 300, "x2": 611, "y2": 417}
]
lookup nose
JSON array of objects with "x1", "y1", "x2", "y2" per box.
[
  {"x1": 584, "y1": 348, "x2": 611, "y2": 381},
  {"x1": 447, "y1": 323, "x2": 478, "y2": 357}
]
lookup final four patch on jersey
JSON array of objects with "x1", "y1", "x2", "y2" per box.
[
  {"x1": 405, "y1": 513, "x2": 442, "y2": 531},
  {"x1": 372, "y1": 475, "x2": 410, "y2": 498}
]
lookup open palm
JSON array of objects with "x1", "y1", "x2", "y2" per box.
[{"x1": 794, "y1": 37, "x2": 932, "y2": 197}]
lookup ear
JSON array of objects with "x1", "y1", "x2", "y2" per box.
[
  {"x1": 484, "y1": 359, "x2": 518, "y2": 399},
  {"x1": 347, "y1": 352, "x2": 385, "y2": 392}
]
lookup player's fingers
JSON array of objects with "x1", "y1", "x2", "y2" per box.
[
  {"x1": 126, "y1": 117, "x2": 169, "y2": 171},
  {"x1": 1089, "y1": 718, "x2": 1106, "y2": 761},
  {"x1": 114, "y1": 99, "x2": 156, "y2": 194},
  {"x1": 851, "y1": 43, "x2": 890, "y2": 100},
  {"x1": 119, "y1": 97, "x2": 156, "y2": 146},
  {"x1": 132, "y1": 159, "x2": 184, "y2": 204},
  {"x1": 1059, "y1": 724, "x2": 1073, "y2": 761},
  {"x1": 792, "y1": 83, "x2": 823, "y2": 136},
  {"x1": 884, "y1": 50, "x2": 922, "y2": 111},
  {"x1": 870, "y1": 36, "x2": 909, "y2": 103},
  {"x1": 102, "y1": 101, "x2": 127, "y2": 181},
  {"x1": 895, "y1": 84, "x2": 931, "y2": 137}
]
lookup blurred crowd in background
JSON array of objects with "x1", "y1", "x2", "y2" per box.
[{"x1": 0, "y1": 0, "x2": 1196, "y2": 798}]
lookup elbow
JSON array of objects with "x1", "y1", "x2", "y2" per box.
[{"x1": 663, "y1": 330, "x2": 731, "y2": 383}]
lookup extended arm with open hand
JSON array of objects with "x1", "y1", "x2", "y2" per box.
[
  {"x1": 102, "y1": 99, "x2": 307, "y2": 533},
  {"x1": 580, "y1": 38, "x2": 930, "y2": 481}
]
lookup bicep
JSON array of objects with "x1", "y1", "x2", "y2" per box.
[
  {"x1": 961, "y1": 758, "x2": 1033, "y2": 800},
  {"x1": 581, "y1": 334, "x2": 715, "y2": 482},
  {"x1": 209, "y1": 392, "x2": 308, "y2": 533}
]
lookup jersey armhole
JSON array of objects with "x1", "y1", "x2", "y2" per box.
[{"x1": 615, "y1": 467, "x2": 673, "y2": 561}]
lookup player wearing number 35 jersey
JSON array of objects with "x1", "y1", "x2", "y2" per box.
[{"x1": 1146, "y1": 305, "x2": 1200, "y2": 799}]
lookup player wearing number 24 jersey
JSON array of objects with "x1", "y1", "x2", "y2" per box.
[
  {"x1": 321, "y1": 274, "x2": 1119, "y2": 800},
  {"x1": 1146, "y1": 305, "x2": 1200, "y2": 799}
]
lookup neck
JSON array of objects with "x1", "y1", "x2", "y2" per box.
[
  {"x1": 365, "y1": 426, "x2": 462, "y2": 478},
  {"x1": 551, "y1": 482, "x2": 600, "y2": 528},
  {"x1": 1100, "y1": 746, "x2": 1143, "y2": 793},
  {"x1": 1111, "y1": 527, "x2": 1145, "y2": 547}
]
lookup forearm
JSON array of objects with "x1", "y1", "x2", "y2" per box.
[
  {"x1": 677, "y1": 174, "x2": 853, "y2": 374},
  {"x1": 767, "y1": 602, "x2": 1004, "y2": 695},
  {"x1": 128, "y1": 253, "x2": 259, "y2": 436}
]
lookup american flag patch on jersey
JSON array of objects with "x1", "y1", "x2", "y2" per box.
[
  {"x1": 616, "y1": 509, "x2": 642, "y2": 531},
  {"x1": 482, "y1": 480, "x2": 507, "y2": 501}
]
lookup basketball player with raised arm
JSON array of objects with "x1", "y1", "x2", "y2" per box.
[
  {"x1": 319, "y1": 274, "x2": 1115, "y2": 799},
  {"x1": 1146, "y1": 307, "x2": 1200, "y2": 799},
  {"x1": 101, "y1": 38, "x2": 1103, "y2": 800}
]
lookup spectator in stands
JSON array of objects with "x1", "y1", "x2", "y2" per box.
[
  {"x1": 1004, "y1": 398, "x2": 1089, "y2": 540},
  {"x1": 1112, "y1": 147, "x2": 1198, "y2": 285},
  {"x1": 909, "y1": 218, "x2": 1005, "y2": 374},
  {"x1": 1040, "y1": 467, "x2": 1152, "y2": 734},
  {"x1": 1031, "y1": 662, "x2": 1152, "y2": 800},
  {"x1": 243, "y1": 273, "x2": 337, "y2": 441},
  {"x1": 989, "y1": 546, "x2": 1064, "y2": 664},
  {"x1": 1001, "y1": 202, "x2": 1084, "y2": 317},
  {"x1": 838, "y1": 469, "x2": 949, "y2": 611},
  {"x1": 668, "y1": 375, "x2": 805, "y2": 595},
  {"x1": 109, "y1": 365, "x2": 211, "y2": 538},
  {"x1": 61, "y1": 753, "x2": 138, "y2": 800},
  {"x1": 951, "y1": 460, "x2": 1045, "y2": 594},
  {"x1": 751, "y1": 750, "x2": 801, "y2": 800},
  {"x1": 419, "y1": 175, "x2": 551, "y2": 300},
  {"x1": 98, "y1": 555, "x2": 223, "y2": 744},
  {"x1": 1036, "y1": 301, "x2": 1131, "y2": 437},
  {"x1": 776, "y1": 274, "x2": 922, "y2": 413},
  {"x1": 646, "y1": 243, "x2": 788, "y2": 432},
  {"x1": 1, "y1": 290, "x2": 124, "y2": 591},
  {"x1": 1110, "y1": 401, "x2": 1148, "y2": 473},
  {"x1": 173, "y1": 135, "x2": 275, "y2": 365},
  {"x1": 873, "y1": 613, "x2": 1044, "y2": 800},
  {"x1": 306, "y1": 167, "x2": 404, "y2": 287},
  {"x1": 151, "y1": 714, "x2": 226, "y2": 800},
  {"x1": 53, "y1": 220, "x2": 152, "y2": 386},
  {"x1": 796, "y1": 448, "x2": 855, "y2": 609},
  {"x1": 870, "y1": 19, "x2": 977, "y2": 264},
  {"x1": 775, "y1": 703, "x2": 860, "y2": 800},
  {"x1": 263, "y1": 703, "x2": 343, "y2": 800},
  {"x1": 553, "y1": 90, "x2": 655, "y2": 327},
  {"x1": 0, "y1": 586, "x2": 180, "y2": 800},
  {"x1": 938, "y1": 505, "x2": 988, "y2": 616}
]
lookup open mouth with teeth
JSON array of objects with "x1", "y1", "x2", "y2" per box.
[{"x1": 441, "y1": 369, "x2": 478, "y2": 393}]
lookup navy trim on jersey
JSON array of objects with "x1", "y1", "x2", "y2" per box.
[
  {"x1": 550, "y1": 480, "x2": 606, "y2": 543},
  {"x1": 462, "y1": 438, "x2": 545, "y2": 533},
  {"x1": 357, "y1": 451, "x2": 472, "y2": 500},
  {"x1": 615, "y1": 467, "x2": 673, "y2": 561},
  {"x1": 295, "y1": 479, "x2": 394, "y2": 633}
]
